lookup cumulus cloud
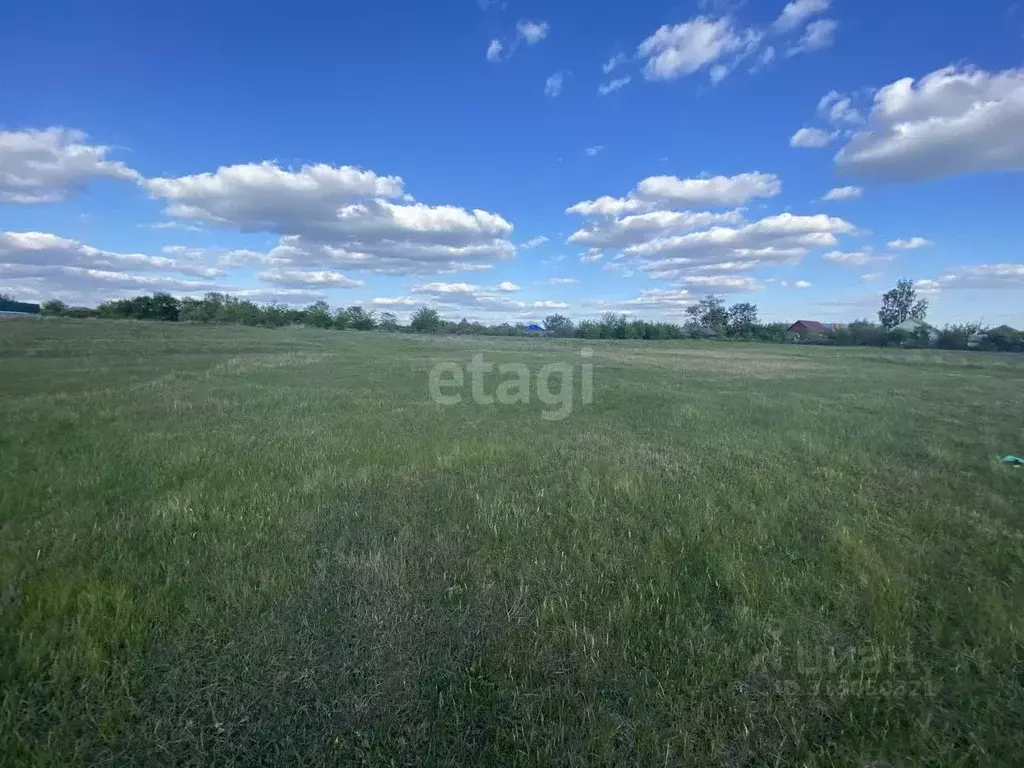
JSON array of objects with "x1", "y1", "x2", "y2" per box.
[
  {"x1": 794, "y1": 280, "x2": 813, "y2": 288},
  {"x1": 0, "y1": 127, "x2": 140, "y2": 204},
  {"x1": 624, "y1": 213, "x2": 854, "y2": 263},
  {"x1": 0, "y1": 231, "x2": 222, "y2": 278},
  {"x1": 835, "y1": 65, "x2": 1024, "y2": 180},
  {"x1": 772, "y1": 0, "x2": 830, "y2": 33},
  {"x1": 818, "y1": 90, "x2": 863, "y2": 124},
  {"x1": 637, "y1": 172, "x2": 781, "y2": 206},
  {"x1": 675, "y1": 274, "x2": 763, "y2": 292},
  {"x1": 533, "y1": 300, "x2": 568, "y2": 309},
  {"x1": 548, "y1": 277, "x2": 579, "y2": 285},
  {"x1": 822, "y1": 186, "x2": 863, "y2": 201},
  {"x1": 568, "y1": 209, "x2": 744, "y2": 250},
  {"x1": 584, "y1": 288, "x2": 695, "y2": 317},
  {"x1": 144, "y1": 161, "x2": 515, "y2": 276},
  {"x1": 517, "y1": 20, "x2": 549, "y2": 45},
  {"x1": 520, "y1": 235, "x2": 549, "y2": 249},
  {"x1": 598, "y1": 76, "x2": 631, "y2": 95},
  {"x1": 580, "y1": 249, "x2": 604, "y2": 263},
  {"x1": 584, "y1": 146, "x2": 605, "y2": 157},
  {"x1": 790, "y1": 127, "x2": 836, "y2": 148},
  {"x1": 486, "y1": 39, "x2": 503, "y2": 62},
  {"x1": 637, "y1": 17, "x2": 758, "y2": 82},
  {"x1": 259, "y1": 267, "x2": 364, "y2": 288},
  {"x1": 888, "y1": 237, "x2": 931, "y2": 249},
  {"x1": 544, "y1": 72, "x2": 566, "y2": 97},
  {"x1": 787, "y1": 19, "x2": 838, "y2": 56},
  {"x1": 387, "y1": 279, "x2": 568, "y2": 322},
  {"x1": 564, "y1": 172, "x2": 854, "y2": 282},
  {"x1": 822, "y1": 248, "x2": 892, "y2": 265}
]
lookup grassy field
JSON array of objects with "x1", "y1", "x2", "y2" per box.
[{"x1": 1, "y1": 319, "x2": 1022, "y2": 766}]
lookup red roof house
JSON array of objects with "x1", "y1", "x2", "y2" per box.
[{"x1": 787, "y1": 320, "x2": 829, "y2": 335}]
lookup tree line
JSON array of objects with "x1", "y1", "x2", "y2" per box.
[{"x1": 34, "y1": 281, "x2": 1023, "y2": 352}]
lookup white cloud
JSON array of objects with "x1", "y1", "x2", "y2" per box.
[
  {"x1": 635, "y1": 172, "x2": 782, "y2": 206},
  {"x1": 568, "y1": 209, "x2": 744, "y2": 250},
  {"x1": 0, "y1": 127, "x2": 140, "y2": 204},
  {"x1": 787, "y1": 19, "x2": 838, "y2": 56},
  {"x1": 625, "y1": 212, "x2": 854, "y2": 263},
  {"x1": 391, "y1": 278, "x2": 569, "y2": 322},
  {"x1": 675, "y1": 274, "x2": 762, "y2": 292},
  {"x1": 584, "y1": 146, "x2": 605, "y2": 157},
  {"x1": 548, "y1": 277, "x2": 579, "y2": 285},
  {"x1": 603, "y1": 53, "x2": 628, "y2": 73},
  {"x1": 637, "y1": 17, "x2": 755, "y2": 81},
  {"x1": 834, "y1": 65, "x2": 1024, "y2": 180},
  {"x1": 790, "y1": 127, "x2": 836, "y2": 148},
  {"x1": 923, "y1": 263, "x2": 1024, "y2": 290},
  {"x1": 563, "y1": 174, "x2": 852, "y2": 279},
  {"x1": 520, "y1": 235, "x2": 549, "y2": 248},
  {"x1": 566, "y1": 195, "x2": 652, "y2": 217},
  {"x1": 0, "y1": 231, "x2": 222, "y2": 278},
  {"x1": 544, "y1": 72, "x2": 566, "y2": 97},
  {"x1": 888, "y1": 237, "x2": 931, "y2": 250},
  {"x1": 145, "y1": 221, "x2": 205, "y2": 232},
  {"x1": 580, "y1": 249, "x2": 604, "y2": 263},
  {"x1": 598, "y1": 77, "x2": 631, "y2": 95},
  {"x1": 822, "y1": 186, "x2": 863, "y2": 201},
  {"x1": 371, "y1": 296, "x2": 420, "y2": 306},
  {"x1": 412, "y1": 281, "x2": 482, "y2": 294},
  {"x1": 517, "y1": 20, "x2": 549, "y2": 45},
  {"x1": 772, "y1": 0, "x2": 830, "y2": 33},
  {"x1": 486, "y1": 39, "x2": 504, "y2": 62},
  {"x1": 822, "y1": 248, "x2": 892, "y2": 265},
  {"x1": 818, "y1": 90, "x2": 863, "y2": 123},
  {"x1": 861, "y1": 272, "x2": 883, "y2": 281},
  {"x1": 144, "y1": 161, "x2": 515, "y2": 276},
  {"x1": 585, "y1": 288, "x2": 695, "y2": 317},
  {"x1": 258, "y1": 268, "x2": 364, "y2": 288},
  {"x1": 795, "y1": 280, "x2": 813, "y2": 288},
  {"x1": 755, "y1": 46, "x2": 776, "y2": 69}
]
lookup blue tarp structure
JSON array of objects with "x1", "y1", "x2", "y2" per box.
[{"x1": 525, "y1": 324, "x2": 545, "y2": 333}]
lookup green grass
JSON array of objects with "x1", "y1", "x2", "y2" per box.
[{"x1": 1, "y1": 319, "x2": 1022, "y2": 766}]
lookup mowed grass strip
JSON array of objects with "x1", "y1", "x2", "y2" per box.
[{"x1": 1, "y1": 319, "x2": 1022, "y2": 765}]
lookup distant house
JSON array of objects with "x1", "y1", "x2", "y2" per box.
[
  {"x1": 0, "y1": 298, "x2": 41, "y2": 318},
  {"x1": 892, "y1": 317, "x2": 940, "y2": 344},
  {"x1": 787, "y1": 320, "x2": 829, "y2": 336}
]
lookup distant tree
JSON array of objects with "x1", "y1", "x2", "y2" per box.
[
  {"x1": 686, "y1": 295, "x2": 728, "y2": 333},
  {"x1": 304, "y1": 300, "x2": 333, "y2": 328},
  {"x1": 378, "y1": 311, "x2": 399, "y2": 331},
  {"x1": 41, "y1": 299, "x2": 69, "y2": 316},
  {"x1": 343, "y1": 305, "x2": 377, "y2": 331},
  {"x1": 726, "y1": 302, "x2": 759, "y2": 337},
  {"x1": 410, "y1": 306, "x2": 442, "y2": 333},
  {"x1": 0, "y1": 293, "x2": 12, "y2": 302},
  {"x1": 543, "y1": 313, "x2": 574, "y2": 337},
  {"x1": 879, "y1": 279, "x2": 928, "y2": 328}
]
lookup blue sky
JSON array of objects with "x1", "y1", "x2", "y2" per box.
[{"x1": 2, "y1": 0, "x2": 1023, "y2": 326}]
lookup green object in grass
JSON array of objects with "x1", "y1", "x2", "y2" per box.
[{"x1": 1001, "y1": 455, "x2": 1024, "y2": 465}]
